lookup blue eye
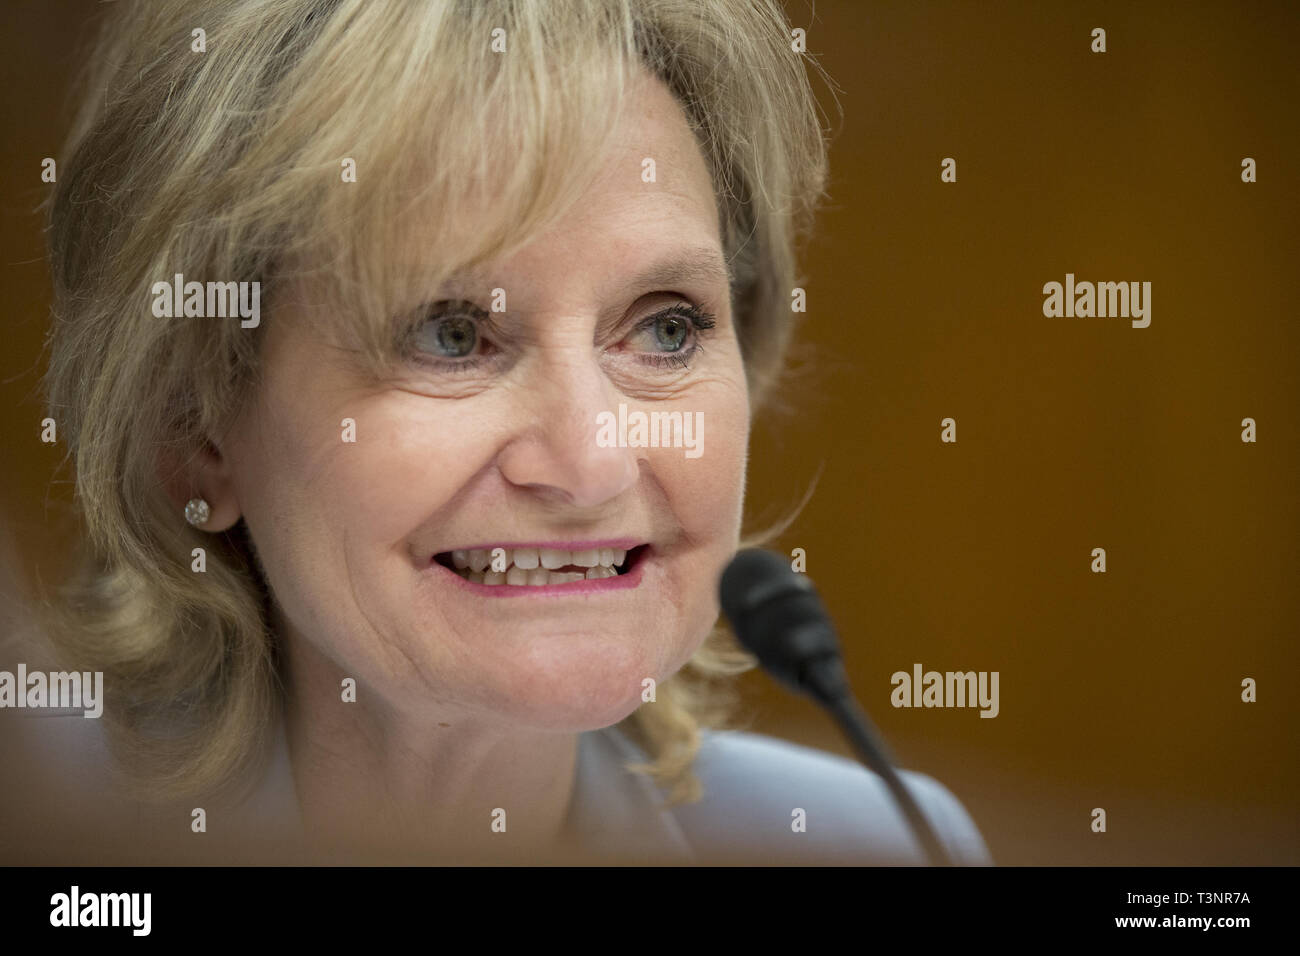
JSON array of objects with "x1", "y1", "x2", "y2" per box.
[
  {"x1": 402, "y1": 300, "x2": 498, "y2": 372},
  {"x1": 396, "y1": 299, "x2": 717, "y2": 376},
  {"x1": 630, "y1": 303, "x2": 717, "y2": 369},
  {"x1": 650, "y1": 312, "x2": 690, "y2": 351},
  {"x1": 414, "y1": 309, "x2": 479, "y2": 358},
  {"x1": 431, "y1": 315, "x2": 477, "y2": 357}
]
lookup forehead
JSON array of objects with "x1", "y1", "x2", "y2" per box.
[{"x1": 412, "y1": 74, "x2": 725, "y2": 299}]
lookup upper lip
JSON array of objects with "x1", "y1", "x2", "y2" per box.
[{"x1": 432, "y1": 538, "x2": 645, "y2": 554}]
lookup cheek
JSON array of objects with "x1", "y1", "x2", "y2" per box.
[
  {"x1": 695, "y1": 364, "x2": 750, "y2": 519},
  {"x1": 647, "y1": 380, "x2": 749, "y2": 673},
  {"x1": 231, "y1": 392, "x2": 499, "y2": 613},
  {"x1": 321, "y1": 395, "x2": 499, "y2": 547},
  {"x1": 661, "y1": 376, "x2": 750, "y2": 556}
]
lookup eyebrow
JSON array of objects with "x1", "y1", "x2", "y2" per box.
[
  {"x1": 435, "y1": 244, "x2": 733, "y2": 300},
  {"x1": 624, "y1": 246, "x2": 733, "y2": 294}
]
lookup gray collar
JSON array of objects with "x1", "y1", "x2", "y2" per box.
[{"x1": 564, "y1": 723, "x2": 697, "y2": 863}]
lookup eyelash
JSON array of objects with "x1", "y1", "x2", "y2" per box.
[
  {"x1": 631, "y1": 303, "x2": 716, "y2": 369},
  {"x1": 406, "y1": 301, "x2": 718, "y2": 373},
  {"x1": 404, "y1": 301, "x2": 495, "y2": 375}
]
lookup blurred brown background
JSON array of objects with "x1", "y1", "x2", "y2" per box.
[{"x1": 2, "y1": 0, "x2": 1297, "y2": 864}]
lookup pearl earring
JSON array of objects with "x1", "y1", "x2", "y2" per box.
[{"x1": 184, "y1": 497, "x2": 211, "y2": 527}]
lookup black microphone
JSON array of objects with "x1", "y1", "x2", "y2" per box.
[{"x1": 719, "y1": 547, "x2": 954, "y2": 866}]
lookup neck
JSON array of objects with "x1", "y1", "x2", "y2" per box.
[{"x1": 278, "y1": 626, "x2": 581, "y2": 863}]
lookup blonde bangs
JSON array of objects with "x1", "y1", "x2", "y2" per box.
[{"x1": 235, "y1": 1, "x2": 641, "y2": 369}]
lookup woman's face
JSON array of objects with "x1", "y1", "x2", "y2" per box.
[{"x1": 221, "y1": 75, "x2": 751, "y2": 731}]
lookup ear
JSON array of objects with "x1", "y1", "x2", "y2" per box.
[{"x1": 157, "y1": 439, "x2": 242, "y2": 532}]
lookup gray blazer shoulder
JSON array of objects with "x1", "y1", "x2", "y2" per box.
[
  {"x1": 669, "y1": 728, "x2": 993, "y2": 865},
  {"x1": 14, "y1": 711, "x2": 993, "y2": 865}
]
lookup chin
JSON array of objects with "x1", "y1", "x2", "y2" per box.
[{"x1": 465, "y1": 634, "x2": 684, "y2": 731}]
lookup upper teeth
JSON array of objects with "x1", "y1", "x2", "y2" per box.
[{"x1": 450, "y1": 547, "x2": 628, "y2": 574}]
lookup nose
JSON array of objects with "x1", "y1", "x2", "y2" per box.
[{"x1": 495, "y1": 352, "x2": 639, "y2": 509}]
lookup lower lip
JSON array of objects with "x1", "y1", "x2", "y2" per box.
[{"x1": 426, "y1": 552, "x2": 647, "y2": 598}]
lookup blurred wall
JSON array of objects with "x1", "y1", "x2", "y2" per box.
[{"x1": 1, "y1": 0, "x2": 1296, "y2": 864}]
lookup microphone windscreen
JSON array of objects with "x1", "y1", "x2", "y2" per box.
[
  {"x1": 719, "y1": 549, "x2": 841, "y2": 692},
  {"x1": 719, "y1": 548, "x2": 813, "y2": 621}
]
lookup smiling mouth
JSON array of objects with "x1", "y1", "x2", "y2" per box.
[{"x1": 432, "y1": 545, "x2": 648, "y2": 586}]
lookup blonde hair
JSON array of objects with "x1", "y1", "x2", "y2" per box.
[{"x1": 42, "y1": 0, "x2": 829, "y2": 809}]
